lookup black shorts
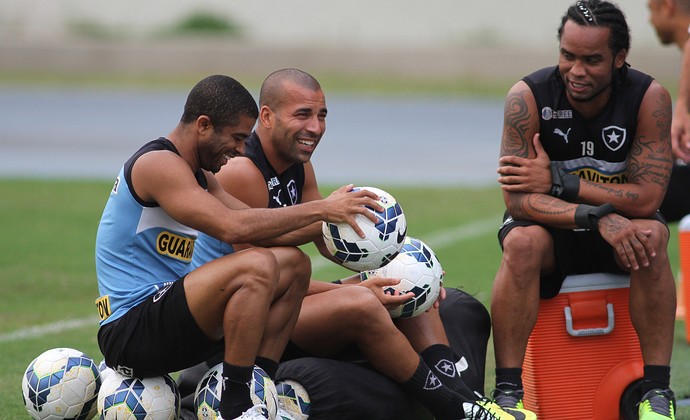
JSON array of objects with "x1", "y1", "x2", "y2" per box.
[
  {"x1": 498, "y1": 212, "x2": 639, "y2": 299},
  {"x1": 97, "y1": 276, "x2": 223, "y2": 378}
]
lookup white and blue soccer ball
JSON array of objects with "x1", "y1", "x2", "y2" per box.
[
  {"x1": 361, "y1": 236, "x2": 443, "y2": 318},
  {"x1": 97, "y1": 371, "x2": 180, "y2": 419},
  {"x1": 194, "y1": 363, "x2": 278, "y2": 420},
  {"x1": 21, "y1": 347, "x2": 101, "y2": 420},
  {"x1": 97, "y1": 359, "x2": 114, "y2": 385},
  {"x1": 322, "y1": 186, "x2": 407, "y2": 271},
  {"x1": 275, "y1": 379, "x2": 310, "y2": 420}
]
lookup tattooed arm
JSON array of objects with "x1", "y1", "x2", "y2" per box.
[
  {"x1": 576, "y1": 81, "x2": 673, "y2": 219},
  {"x1": 498, "y1": 81, "x2": 582, "y2": 228},
  {"x1": 497, "y1": 81, "x2": 662, "y2": 268},
  {"x1": 499, "y1": 83, "x2": 535, "y2": 162},
  {"x1": 499, "y1": 81, "x2": 673, "y2": 223}
]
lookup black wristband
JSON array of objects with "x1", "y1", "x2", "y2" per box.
[
  {"x1": 574, "y1": 203, "x2": 616, "y2": 229},
  {"x1": 550, "y1": 162, "x2": 580, "y2": 201}
]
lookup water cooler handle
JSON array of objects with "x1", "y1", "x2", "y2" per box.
[{"x1": 564, "y1": 303, "x2": 614, "y2": 336}]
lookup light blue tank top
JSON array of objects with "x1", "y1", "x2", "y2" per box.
[{"x1": 95, "y1": 138, "x2": 201, "y2": 325}]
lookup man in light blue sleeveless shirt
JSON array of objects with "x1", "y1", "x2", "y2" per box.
[{"x1": 94, "y1": 74, "x2": 384, "y2": 420}]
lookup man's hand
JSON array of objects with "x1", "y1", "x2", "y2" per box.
[
  {"x1": 597, "y1": 214, "x2": 655, "y2": 271},
  {"x1": 428, "y1": 281, "x2": 446, "y2": 311},
  {"x1": 321, "y1": 184, "x2": 383, "y2": 238},
  {"x1": 359, "y1": 277, "x2": 415, "y2": 310},
  {"x1": 497, "y1": 134, "x2": 552, "y2": 194},
  {"x1": 672, "y1": 98, "x2": 690, "y2": 163}
]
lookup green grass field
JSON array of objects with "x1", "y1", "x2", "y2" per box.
[{"x1": 0, "y1": 178, "x2": 688, "y2": 418}]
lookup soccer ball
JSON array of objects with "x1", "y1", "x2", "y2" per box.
[
  {"x1": 360, "y1": 236, "x2": 443, "y2": 318},
  {"x1": 322, "y1": 186, "x2": 407, "y2": 271},
  {"x1": 97, "y1": 359, "x2": 114, "y2": 385},
  {"x1": 21, "y1": 347, "x2": 101, "y2": 420},
  {"x1": 194, "y1": 363, "x2": 278, "y2": 420},
  {"x1": 275, "y1": 379, "x2": 310, "y2": 420},
  {"x1": 98, "y1": 371, "x2": 180, "y2": 419}
]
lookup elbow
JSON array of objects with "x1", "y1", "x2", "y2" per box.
[
  {"x1": 503, "y1": 192, "x2": 526, "y2": 220},
  {"x1": 218, "y1": 229, "x2": 250, "y2": 245}
]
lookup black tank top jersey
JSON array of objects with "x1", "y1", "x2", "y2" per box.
[
  {"x1": 243, "y1": 132, "x2": 305, "y2": 208},
  {"x1": 124, "y1": 137, "x2": 207, "y2": 206},
  {"x1": 523, "y1": 66, "x2": 653, "y2": 184}
]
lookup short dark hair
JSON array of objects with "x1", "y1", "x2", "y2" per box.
[
  {"x1": 259, "y1": 68, "x2": 322, "y2": 108},
  {"x1": 558, "y1": 0, "x2": 630, "y2": 80},
  {"x1": 180, "y1": 75, "x2": 258, "y2": 130}
]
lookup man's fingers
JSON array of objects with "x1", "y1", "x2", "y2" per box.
[{"x1": 532, "y1": 133, "x2": 545, "y2": 156}]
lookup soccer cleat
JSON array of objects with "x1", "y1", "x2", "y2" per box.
[
  {"x1": 490, "y1": 389, "x2": 537, "y2": 420},
  {"x1": 463, "y1": 399, "x2": 519, "y2": 420},
  {"x1": 230, "y1": 404, "x2": 271, "y2": 420},
  {"x1": 276, "y1": 407, "x2": 297, "y2": 420},
  {"x1": 638, "y1": 388, "x2": 676, "y2": 420}
]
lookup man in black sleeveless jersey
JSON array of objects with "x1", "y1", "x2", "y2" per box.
[
  {"x1": 177, "y1": 69, "x2": 508, "y2": 420},
  {"x1": 649, "y1": 0, "x2": 690, "y2": 222},
  {"x1": 492, "y1": 1, "x2": 676, "y2": 419}
]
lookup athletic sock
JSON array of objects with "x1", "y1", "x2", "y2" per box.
[
  {"x1": 495, "y1": 367, "x2": 523, "y2": 392},
  {"x1": 400, "y1": 356, "x2": 467, "y2": 420},
  {"x1": 219, "y1": 362, "x2": 254, "y2": 419},
  {"x1": 641, "y1": 365, "x2": 671, "y2": 394},
  {"x1": 420, "y1": 344, "x2": 476, "y2": 401},
  {"x1": 254, "y1": 356, "x2": 279, "y2": 380}
]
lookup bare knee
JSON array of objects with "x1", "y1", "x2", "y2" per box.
[
  {"x1": 502, "y1": 226, "x2": 552, "y2": 269},
  {"x1": 233, "y1": 247, "x2": 280, "y2": 292},
  {"x1": 275, "y1": 246, "x2": 311, "y2": 293},
  {"x1": 337, "y1": 286, "x2": 391, "y2": 329},
  {"x1": 184, "y1": 247, "x2": 280, "y2": 338},
  {"x1": 648, "y1": 220, "x2": 670, "y2": 250},
  {"x1": 636, "y1": 220, "x2": 671, "y2": 270},
  {"x1": 631, "y1": 220, "x2": 672, "y2": 283}
]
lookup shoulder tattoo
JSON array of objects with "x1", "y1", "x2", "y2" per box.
[
  {"x1": 627, "y1": 90, "x2": 672, "y2": 191},
  {"x1": 501, "y1": 91, "x2": 533, "y2": 158}
]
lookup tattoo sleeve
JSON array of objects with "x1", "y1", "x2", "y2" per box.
[
  {"x1": 509, "y1": 192, "x2": 575, "y2": 223},
  {"x1": 576, "y1": 87, "x2": 672, "y2": 213},
  {"x1": 501, "y1": 87, "x2": 578, "y2": 227},
  {"x1": 626, "y1": 89, "x2": 673, "y2": 193},
  {"x1": 500, "y1": 91, "x2": 533, "y2": 158}
]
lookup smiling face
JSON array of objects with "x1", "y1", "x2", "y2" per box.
[
  {"x1": 558, "y1": 20, "x2": 626, "y2": 113},
  {"x1": 260, "y1": 80, "x2": 327, "y2": 171},
  {"x1": 198, "y1": 114, "x2": 256, "y2": 174}
]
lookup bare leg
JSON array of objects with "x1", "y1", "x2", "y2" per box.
[
  {"x1": 627, "y1": 220, "x2": 676, "y2": 366},
  {"x1": 184, "y1": 247, "x2": 279, "y2": 367},
  {"x1": 491, "y1": 226, "x2": 555, "y2": 369},
  {"x1": 291, "y1": 285, "x2": 421, "y2": 382},
  {"x1": 395, "y1": 309, "x2": 449, "y2": 352},
  {"x1": 258, "y1": 247, "x2": 311, "y2": 361}
]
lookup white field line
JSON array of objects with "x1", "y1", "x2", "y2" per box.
[
  {"x1": 0, "y1": 317, "x2": 98, "y2": 343},
  {"x1": 1, "y1": 215, "x2": 502, "y2": 344}
]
